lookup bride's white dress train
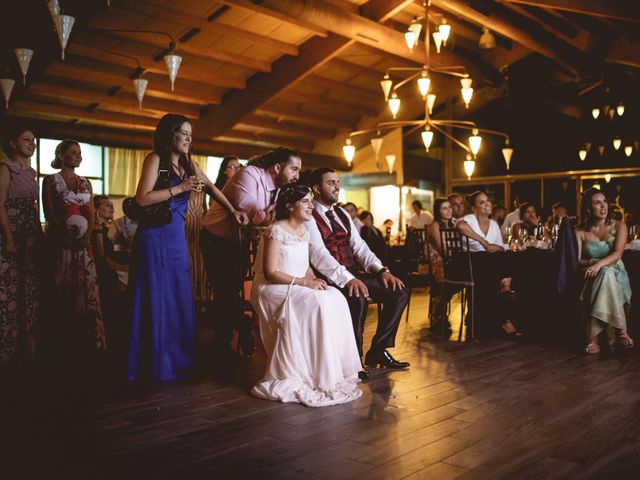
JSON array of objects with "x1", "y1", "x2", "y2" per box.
[{"x1": 250, "y1": 223, "x2": 362, "y2": 407}]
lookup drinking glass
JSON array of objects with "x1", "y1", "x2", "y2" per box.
[{"x1": 630, "y1": 225, "x2": 637, "y2": 241}]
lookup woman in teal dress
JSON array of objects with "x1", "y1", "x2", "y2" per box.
[{"x1": 576, "y1": 188, "x2": 633, "y2": 354}]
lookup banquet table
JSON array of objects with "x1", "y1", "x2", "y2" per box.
[{"x1": 466, "y1": 249, "x2": 640, "y2": 346}]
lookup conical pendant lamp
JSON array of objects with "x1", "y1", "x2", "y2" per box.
[
  {"x1": 14, "y1": 48, "x2": 34, "y2": 85},
  {"x1": 164, "y1": 53, "x2": 182, "y2": 92},
  {"x1": 1, "y1": 78, "x2": 16, "y2": 109},
  {"x1": 133, "y1": 78, "x2": 148, "y2": 109},
  {"x1": 53, "y1": 14, "x2": 75, "y2": 60}
]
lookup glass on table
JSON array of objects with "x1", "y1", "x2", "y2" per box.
[{"x1": 630, "y1": 225, "x2": 638, "y2": 241}]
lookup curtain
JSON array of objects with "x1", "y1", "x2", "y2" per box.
[
  {"x1": 108, "y1": 150, "x2": 209, "y2": 197},
  {"x1": 108, "y1": 148, "x2": 147, "y2": 197}
]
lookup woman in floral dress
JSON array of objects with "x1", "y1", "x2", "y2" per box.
[
  {"x1": 43, "y1": 139, "x2": 106, "y2": 355},
  {"x1": 0, "y1": 127, "x2": 40, "y2": 366}
]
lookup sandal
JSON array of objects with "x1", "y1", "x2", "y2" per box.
[
  {"x1": 618, "y1": 331, "x2": 635, "y2": 349},
  {"x1": 501, "y1": 320, "x2": 524, "y2": 338},
  {"x1": 585, "y1": 342, "x2": 600, "y2": 354}
]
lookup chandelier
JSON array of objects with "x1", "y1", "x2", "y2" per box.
[{"x1": 341, "y1": 0, "x2": 513, "y2": 179}]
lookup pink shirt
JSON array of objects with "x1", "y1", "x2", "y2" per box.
[
  {"x1": 202, "y1": 165, "x2": 277, "y2": 240},
  {"x1": 0, "y1": 160, "x2": 38, "y2": 200}
]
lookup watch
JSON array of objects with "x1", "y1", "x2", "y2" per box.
[{"x1": 378, "y1": 267, "x2": 390, "y2": 275}]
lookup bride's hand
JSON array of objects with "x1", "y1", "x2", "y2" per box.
[{"x1": 302, "y1": 278, "x2": 327, "y2": 290}]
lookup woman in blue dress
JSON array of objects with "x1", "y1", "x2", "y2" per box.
[
  {"x1": 576, "y1": 187, "x2": 633, "y2": 354},
  {"x1": 128, "y1": 114, "x2": 247, "y2": 381}
]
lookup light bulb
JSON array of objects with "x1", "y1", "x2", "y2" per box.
[
  {"x1": 417, "y1": 72, "x2": 430, "y2": 98},
  {"x1": 592, "y1": 107, "x2": 600, "y2": 119},
  {"x1": 388, "y1": 92, "x2": 400, "y2": 119},
  {"x1": 432, "y1": 31, "x2": 442, "y2": 53},
  {"x1": 408, "y1": 20, "x2": 422, "y2": 42},
  {"x1": 380, "y1": 75, "x2": 393, "y2": 102},
  {"x1": 617, "y1": 103, "x2": 625, "y2": 116},
  {"x1": 502, "y1": 146, "x2": 513, "y2": 170},
  {"x1": 464, "y1": 154, "x2": 475, "y2": 179},
  {"x1": 625, "y1": 145, "x2": 633, "y2": 157},
  {"x1": 613, "y1": 138, "x2": 622, "y2": 150},
  {"x1": 439, "y1": 21, "x2": 451, "y2": 46},
  {"x1": 404, "y1": 31, "x2": 417, "y2": 50},
  {"x1": 460, "y1": 77, "x2": 473, "y2": 108},
  {"x1": 468, "y1": 128, "x2": 482, "y2": 156},
  {"x1": 385, "y1": 154, "x2": 396, "y2": 174},
  {"x1": 342, "y1": 138, "x2": 355, "y2": 166},
  {"x1": 427, "y1": 93, "x2": 436, "y2": 114},
  {"x1": 421, "y1": 127, "x2": 434, "y2": 152},
  {"x1": 578, "y1": 149, "x2": 587, "y2": 161}
]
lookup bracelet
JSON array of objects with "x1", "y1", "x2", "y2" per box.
[{"x1": 168, "y1": 187, "x2": 174, "y2": 198}]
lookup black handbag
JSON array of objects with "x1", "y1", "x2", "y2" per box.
[{"x1": 123, "y1": 163, "x2": 173, "y2": 228}]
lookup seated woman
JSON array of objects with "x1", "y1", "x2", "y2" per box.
[
  {"x1": 251, "y1": 184, "x2": 362, "y2": 407},
  {"x1": 426, "y1": 198, "x2": 454, "y2": 333},
  {"x1": 358, "y1": 210, "x2": 387, "y2": 264},
  {"x1": 576, "y1": 188, "x2": 633, "y2": 354},
  {"x1": 455, "y1": 191, "x2": 522, "y2": 337}
]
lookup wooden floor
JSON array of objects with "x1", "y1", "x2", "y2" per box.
[{"x1": 3, "y1": 290, "x2": 640, "y2": 480}]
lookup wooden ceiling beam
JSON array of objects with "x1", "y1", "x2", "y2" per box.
[
  {"x1": 28, "y1": 82, "x2": 200, "y2": 119},
  {"x1": 46, "y1": 62, "x2": 220, "y2": 105},
  {"x1": 432, "y1": 0, "x2": 577, "y2": 74},
  {"x1": 222, "y1": 0, "x2": 329, "y2": 37},
  {"x1": 196, "y1": 0, "x2": 416, "y2": 140},
  {"x1": 105, "y1": 31, "x2": 271, "y2": 73},
  {"x1": 258, "y1": 102, "x2": 358, "y2": 129},
  {"x1": 280, "y1": 90, "x2": 380, "y2": 117},
  {"x1": 307, "y1": 74, "x2": 381, "y2": 97},
  {"x1": 239, "y1": 115, "x2": 335, "y2": 138},
  {"x1": 221, "y1": 130, "x2": 315, "y2": 151},
  {"x1": 361, "y1": 0, "x2": 417, "y2": 22},
  {"x1": 117, "y1": 0, "x2": 299, "y2": 55},
  {"x1": 12, "y1": 100, "x2": 158, "y2": 131},
  {"x1": 68, "y1": 40, "x2": 245, "y2": 89},
  {"x1": 498, "y1": 0, "x2": 640, "y2": 23},
  {"x1": 606, "y1": 38, "x2": 640, "y2": 69}
]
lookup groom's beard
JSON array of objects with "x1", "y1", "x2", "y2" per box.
[{"x1": 319, "y1": 190, "x2": 339, "y2": 206}]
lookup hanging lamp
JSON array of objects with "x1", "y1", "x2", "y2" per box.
[{"x1": 14, "y1": 48, "x2": 34, "y2": 85}]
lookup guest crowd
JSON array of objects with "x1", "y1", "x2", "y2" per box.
[{"x1": 0, "y1": 114, "x2": 635, "y2": 407}]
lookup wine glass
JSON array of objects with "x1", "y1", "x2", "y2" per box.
[
  {"x1": 630, "y1": 225, "x2": 637, "y2": 241},
  {"x1": 518, "y1": 225, "x2": 528, "y2": 249},
  {"x1": 551, "y1": 223, "x2": 560, "y2": 248}
]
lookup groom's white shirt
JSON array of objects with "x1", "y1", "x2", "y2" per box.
[{"x1": 305, "y1": 200, "x2": 384, "y2": 288}]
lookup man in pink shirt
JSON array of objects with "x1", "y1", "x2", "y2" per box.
[{"x1": 201, "y1": 147, "x2": 301, "y2": 363}]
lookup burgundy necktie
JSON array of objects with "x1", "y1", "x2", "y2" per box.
[{"x1": 325, "y1": 209, "x2": 344, "y2": 234}]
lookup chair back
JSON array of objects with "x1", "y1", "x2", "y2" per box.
[
  {"x1": 439, "y1": 227, "x2": 473, "y2": 282},
  {"x1": 239, "y1": 225, "x2": 267, "y2": 284},
  {"x1": 405, "y1": 227, "x2": 427, "y2": 264}
]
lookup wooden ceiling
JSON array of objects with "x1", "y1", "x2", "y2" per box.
[{"x1": 1, "y1": 0, "x2": 638, "y2": 170}]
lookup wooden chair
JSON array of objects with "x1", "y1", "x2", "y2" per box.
[
  {"x1": 403, "y1": 227, "x2": 433, "y2": 322},
  {"x1": 439, "y1": 228, "x2": 475, "y2": 342}
]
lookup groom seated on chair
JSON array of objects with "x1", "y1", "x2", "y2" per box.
[{"x1": 305, "y1": 168, "x2": 410, "y2": 374}]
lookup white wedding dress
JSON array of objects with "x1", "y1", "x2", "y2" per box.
[{"x1": 250, "y1": 223, "x2": 363, "y2": 407}]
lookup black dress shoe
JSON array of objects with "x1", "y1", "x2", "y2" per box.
[
  {"x1": 358, "y1": 368, "x2": 370, "y2": 380},
  {"x1": 364, "y1": 350, "x2": 410, "y2": 369}
]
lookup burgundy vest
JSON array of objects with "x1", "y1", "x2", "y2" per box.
[{"x1": 312, "y1": 207, "x2": 355, "y2": 268}]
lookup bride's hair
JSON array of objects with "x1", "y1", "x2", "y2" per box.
[{"x1": 276, "y1": 183, "x2": 312, "y2": 220}]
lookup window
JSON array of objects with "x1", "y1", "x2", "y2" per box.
[{"x1": 204, "y1": 156, "x2": 248, "y2": 184}]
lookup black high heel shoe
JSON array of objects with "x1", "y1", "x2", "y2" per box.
[{"x1": 501, "y1": 320, "x2": 524, "y2": 339}]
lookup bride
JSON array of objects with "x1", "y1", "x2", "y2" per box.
[{"x1": 250, "y1": 183, "x2": 362, "y2": 407}]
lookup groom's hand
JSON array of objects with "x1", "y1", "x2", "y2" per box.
[
  {"x1": 380, "y1": 272, "x2": 405, "y2": 291},
  {"x1": 346, "y1": 278, "x2": 369, "y2": 298}
]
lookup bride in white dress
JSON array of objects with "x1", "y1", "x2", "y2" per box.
[{"x1": 251, "y1": 184, "x2": 362, "y2": 407}]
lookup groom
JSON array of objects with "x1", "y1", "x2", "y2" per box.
[{"x1": 306, "y1": 168, "x2": 410, "y2": 374}]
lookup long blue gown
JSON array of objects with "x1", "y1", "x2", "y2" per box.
[{"x1": 128, "y1": 173, "x2": 196, "y2": 382}]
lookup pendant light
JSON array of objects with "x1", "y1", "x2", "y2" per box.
[
  {"x1": 578, "y1": 148, "x2": 587, "y2": 161},
  {"x1": 370, "y1": 136, "x2": 383, "y2": 159},
  {"x1": 478, "y1": 26, "x2": 496, "y2": 49},
  {"x1": 385, "y1": 154, "x2": 396, "y2": 174},
  {"x1": 1, "y1": 78, "x2": 15, "y2": 109},
  {"x1": 380, "y1": 75, "x2": 393, "y2": 102},
  {"x1": 14, "y1": 48, "x2": 34, "y2": 85},
  {"x1": 47, "y1": 0, "x2": 60, "y2": 19},
  {"x1": 426, "y1": 93, "x2": 436, "y2": 114},
  {"x1": 417, "y1": 71, "x2": 430, "y2": 98},
  {"x1": 404, "y1": 31, "x2": 417, "y2": 51},
  {"x1": 421, "y1": 127, "x2": 434, "y2": 152},
  {"x1": 598, "y1": 145, "x2": 605, "y2": 156},
  {"x1": 53, "y1": 14, "x2": 75, "y2": 60},
  {"x1": 388, "y1": 92, "x2": 400, "y2": 119},
  {"x1": 342, "y1": 138, "x2": 355, "y2": 166},
  {"x1": 592, "y1": 107, "x2": 600, "y2": 119},
  {"x1": 625, "y1": 145, "x2": 633, "y2": 157},
  {"x1": 468, "y1": 128, "x2": 482, "y2": 156},
  {"x1": 608, "y1": 108, "x2": 615, "y2": 120},
  {"x1": 408, "y1": 19, "x2": 422, "y2": 40},
  {"x1": 502, "y1": 141, "x2": 514, "y2": 170},
  {"x1": 164, "y1": 51, "x2": 182, "y2": 92},
  {"x1": 617, "y1": 103, "x2": 625, "y2": 116},
  {"x1": 460, "y1": 77, "x2": 473, "y2": 108},
  {"x1": 613, "y1": 138, "x2": 622, "y2": 150},
  {"x1": 605, "y1": 174, "x2": 611, "y2": 183},
  {"x1": 432, "y1": 31, "x2": 442, "y2": 54},
  {"x1": 463, "y1": 154, "x2": 475, "y2": 180},
  {"x1": 133, "y1": 78, "x2": 148, "y2": 109},
  {"x1": 438, "y1": 20, "x2": 451, "y2": 46}
]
